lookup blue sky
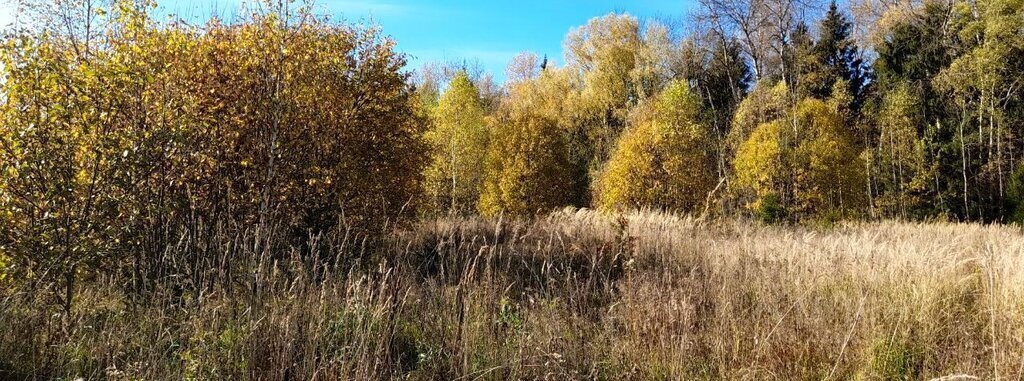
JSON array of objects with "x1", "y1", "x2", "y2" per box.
[
  {"x1": 0, "y1": 0, "x2": 700, "y2": 82},
  {"x1": 304, "y1": 0, "x2": 699, "y2": 81}
]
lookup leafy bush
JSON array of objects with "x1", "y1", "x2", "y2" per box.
[
  {"x1": 733, "y1": 97, "x2": 865, "y2": 220},
  {"x1": 478, "y1": 111, "x2": 577, "y2": 217},
  {"x1": 596, "y1": 81, "x2": 716, "y2": 212},
  {"x1": 0, "y1": 2, "x2": 429, "y2": 310},
  {"x1": 753, "y1": 193, "x2": 788, "y2": 223}
]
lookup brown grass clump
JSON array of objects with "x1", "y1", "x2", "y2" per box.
[{"x1": 2, "y1": 210, "x2": 1022, "y2": 379}]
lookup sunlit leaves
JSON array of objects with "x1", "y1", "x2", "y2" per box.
[
  {"x1": 0, "y1": 0, "x2": 429, "y2": 303},
  {"x1": 733, "y1": 94, "x2": 866, "y2": 220},
  {"x1": 423, "y1": 71, "x2": 488, "y2": 214},
  {"x1": 478, "y1": 111, "x2": 576, "y2": 217},
  {"x1": 597, "y1": 81, "x2": 716, "y2": 212}
]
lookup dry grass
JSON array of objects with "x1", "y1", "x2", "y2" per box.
[{"x1": 2, "y1": 209, "x2": 1023, "y2": 380}]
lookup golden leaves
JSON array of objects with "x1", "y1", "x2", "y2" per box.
[
  {"x1": 597, "y1": 81, "x2": 716, "y2": 213},
  {"x1": 733, "y1": 96, "x2": 866, "y2": 219},
  {"x1": 0, "y1": 2, "x2": 430, "y2": 278}
]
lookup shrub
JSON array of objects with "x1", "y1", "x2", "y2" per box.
[
  {"x1": 478, "y1": 111, "x2": 577, "y2": 217},
  {"x1": 753, "y1": 193, "x2": 788, "y2": 223},
  {"x1": 0, "y1": 2, "x2": 429, "y2": 311},
  {"x1": 181, "y1": 13, "x2": 430, "y2": 234},
  {"x1": 733, "y1": 97, "x2": 866, "y2": 220},
  {"x1": 791, "y1": 98, "x2": 867, "y2": 216},
  {"x1": 596, "y1": 81, "x2": 716, "y2": 212},
  {"x1": 734, "y1": 120, "x2": 789, "y2": 215}
]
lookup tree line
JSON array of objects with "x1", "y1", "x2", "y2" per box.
[
  {"x1": 0, "y1": 0, "x2": 1022, "y2": 308},
  {"x1": 415, "y1": 0, "x2": 1024, "y2": 223}
]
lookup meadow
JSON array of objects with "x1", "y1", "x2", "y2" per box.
[
  {"x1": 3, "y1": 0, "x2": 1024, "y2": 378},
  {"x1": 2, "y1": 210, "x2": 1021, "y2": 380}
]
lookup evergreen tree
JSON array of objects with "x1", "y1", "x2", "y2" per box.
[
  {"x1": 786, "y1": 21, "x2": 819, "y2": 98},
  {"x1": 813, "y1": 1, "x2": 870, "y2": 109},
  {"x1": 936, "y1": 0, "x2": 1024, "y2": 221},
  {"x1": 870, "y1": 2, "x2": 962, "y2": 219},
  {"x1": 790, "y1": 2, "x2": 871, "y2": 110}
]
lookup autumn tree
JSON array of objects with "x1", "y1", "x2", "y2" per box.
[
  {"x1": 733, "y1": 120, "x2": 790, "y2": 221},
  {"x1": 869, "y1": 2, "x2": 962, "y2": 219},
  {"x1": 477, "y1": 59, "x2": 586, "y2": 217},
  {"x1": 0, "y1": 0, "x2": 200, "y2": 307},
  {"x1": 867, "y1": 82, "x2": 934, "y2": 218},
  {"x1": 478, "y1": 111, "x2": 577, "y2": 217},
  {"x1": 423, "y1": 70, "x2": 489, "y2": 214},
  {"x1": 728, "y1": 80, "x2": 790, "y2": 154},
  {"x1": 0, "y1": 27, "x2": 108, "y2": 313},
  {"x1": 563, "y1": 13, "x2": 678, "y2": 165},
  {"x1": 597, "y1": 81, "x2": 716, "y2": 212},
  {"x1": 0, "y1": 0, "x2": 431, "y2": 305},
  {"x1": 564, "y1": 13, "x2": 644, "y2": 125},
  {"x1": 935, "y1": 0, "x2": 1024, "y2": 221},
  {"x1": 176, "y1": 6, "x2": 432, "y2": 236},
  {"x1": 733, "y1": 95, "x2": 866, "y2": 220},
  {"x1": 790, "y1": 98, "x2": 867, "y2": 216}
]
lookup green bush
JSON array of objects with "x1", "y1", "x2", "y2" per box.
[
  {"x1": 754, "y1": 193, "x2": 788, "y2": 223},
  {"x1": 869, "y1": 336, "x2": 924, "y2": 381}
]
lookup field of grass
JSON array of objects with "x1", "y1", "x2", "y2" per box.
[{"x1": 2, "y1": 210, "x2": 1022, "y2": 380}]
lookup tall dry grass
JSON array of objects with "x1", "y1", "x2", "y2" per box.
[{"x1": 1, "y1": 209, "x2": 1022, "y2": 380}]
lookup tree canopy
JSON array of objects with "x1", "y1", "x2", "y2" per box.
[
  {"x1": 423, "y1": 70, "x2": 489, "y2": 214},
  {"x1": 597, "y1": 81, "x2": 716, "y2": 212}
]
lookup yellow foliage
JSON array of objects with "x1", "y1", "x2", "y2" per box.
[
  {"x1": 0, "y1": 251, "x2": 8, "y2": 283},
  {"x1": 734, "y1": 121, "x2": 787, "y2": 202},
  {"x1": 792, "y1": 98, "x2": 867, "y2": 215},
  {"x1": 729, "y1": 80, "x2": 790, "y2": 153},
  {"x1": 478, "y1": 112, "x2": 577, "y2": 217},
  {"x1": 733, "y1": 97, "x2": 866, "y2": 220},
  {"x1": 423, "y1": 71, "x2": 489, "y2": 214},
  {"x1": 870, "y1": 83, "x2": 932, "y2": 217},
  {"x1": 0, "y1": 2, "x2": 430, "y2": 291},
  {"x1": 565, "y1": 13, "x2": 644, "y2": 118},
  {"x1": 563, "y1": 13, "x2": 678, "y2": 163},
  {"x1": 596, "y1": 81, "x2": 716, "y2": 212}
]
